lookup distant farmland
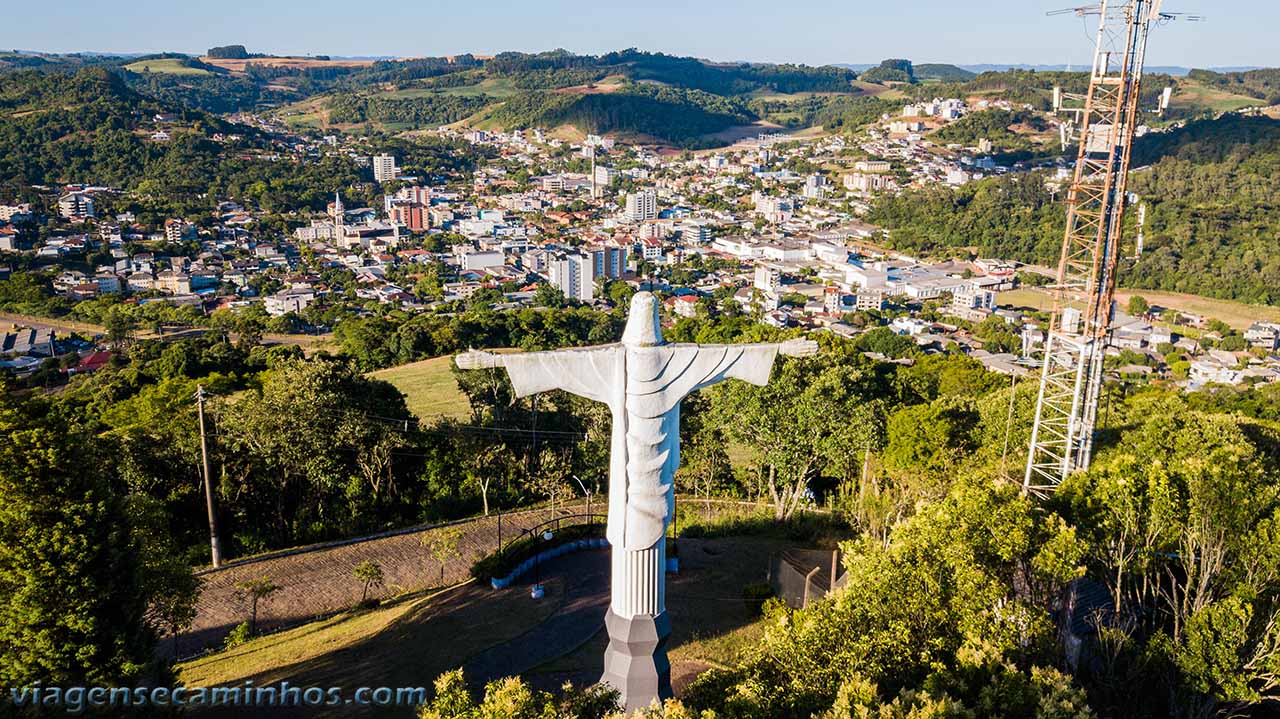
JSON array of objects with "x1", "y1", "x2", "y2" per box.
[{"x1": 123, "y1": 58, "x2": 212, "y2": 76}]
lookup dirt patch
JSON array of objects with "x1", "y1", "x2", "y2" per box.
[
  {"x1": 672, "y1": 659, "x2": 715, "y2": 694},
  {"x1": 553, "y1": 83, "x2": 623, "y2": 95}
]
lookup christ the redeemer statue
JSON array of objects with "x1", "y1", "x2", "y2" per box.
[{"x1": 456, "y1": 291, "x2": 817, "y2": 712}]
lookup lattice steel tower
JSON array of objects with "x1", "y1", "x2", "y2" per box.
[{"x1": 1024, "y1": 0, "x2": 1175, "y2": 493}]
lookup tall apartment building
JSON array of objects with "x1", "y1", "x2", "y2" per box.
[
  {"x1": 594, "y1": 166, "x2": 618, "y2": 189},
  {"x1": 753, "y1": 265, "x2": 781, "y2": 295},
  {"x1": 163, "y1": 219, "x2": 194, "y2": 244},
  {"x1": 371, "y1": 154, "x2": 400, "y2": 183},
  {"x1": 624, "y1": 190, "x2": 657, "y2": 222},
  {"x1": 588, "y1": 246, "x2": 629, "y2": 279},
  {"x1": 547, "y1": 252, "x2": 596, "y2": 302},
  {"x1": 58, "y1": 192, "x2": 95, "y2": 220}
]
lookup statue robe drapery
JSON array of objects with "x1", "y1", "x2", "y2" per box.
[{"x1": 500, "y1": 342, "x2": 781, "y2": 550}]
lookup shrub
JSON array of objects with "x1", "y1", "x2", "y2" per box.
[{"x1": 223, "y1": 621, "x2": 252, "y2": 650}]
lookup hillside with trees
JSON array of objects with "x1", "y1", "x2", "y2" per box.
[
  {"x1": 0, "y1": 68, "x2": 484, "y2": 214},
  {"x1": 870, "y1": 114, "x2": 1280, "y2": 305}
]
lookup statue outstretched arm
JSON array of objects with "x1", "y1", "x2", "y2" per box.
[
  {"x1": 778, "y1": 337, "x2": 820, "y2": 358},
  {"x1": 455, "y1": 346, "x2": 619, "y2": 403},
  {"x1": 694, "y1": 337, "x2": 819, "y2": 391},
  {"x1": 455, "y1": 348, "x2": 504, "y2": 370}
]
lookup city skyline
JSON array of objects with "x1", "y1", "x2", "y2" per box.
[{"x1": 10, "y1": 0, "x2": 1270, "y2": 69}]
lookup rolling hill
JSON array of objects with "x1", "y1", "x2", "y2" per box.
[
  {"x1": 869, "y1": 114, "x2": 1280, "y2": 305},
  {"x1": 0, "y1": 68, "x2": 374, "y2": 214}
]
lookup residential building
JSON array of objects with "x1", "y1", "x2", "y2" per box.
[
  {"x1": 854, "y1": 160, "x2": 892, "y2": 173},
  {"x1": 624, "y1": 190, "x2": 658, "y2": 222},
  {"x1": 154, "y1": 270, "x2": 192, "y2": 295},
  {"x1": 164, "y1": 219, "x2": 194, "y2": 244},
  {"x1": 754, "y1": 265, "x2": 781, "y2": 295},
  {"x1": 855, "y1": 289, "x2": 885, "y2": 311},
  {"x1": 0, "y1": 203, "x2": 32, "y2": 222},
  {"x1": 387, "y1": 201, "x2": 430, "y2": 232},
  {"x1": 593, "y1": 166, "x2": 618, "y2": 189},
  {"x1": 547, "y1": 252, "x2": 596, "y2": 301},
  {"x1": 58, "y1": 192, "x2": 95, "y2": 220},
  {"x1": 372, "y1": 155, "x2": 399, "y2": 183},
  {"x1": 667, "y1": 294, "x2": 700, "y2": 319},
  {"x1": 1245, "y1": 322, "x2": 1280, "y2": 350},
  {"x1": 589, "y1": 246, "x2": 629, "y2": 279},
  {"x1": 1190, "y1": 359, "x2": 1243, "y2": 386},
  {"x1": 265, "y1": 288, "x2": 317, "y2": 316}
]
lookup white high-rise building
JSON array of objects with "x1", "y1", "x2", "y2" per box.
[
  {"x1": 371, "y1": 154, "x2": 400, "y2": 183},
  {"x1": 624, "y1": 190, "x2": 657, "y2": 222},
  {"x1": 548, "y1": 252, "x2": 597, "y2": 301},
  {"x1": 753, "y1": 265, "x2": 781, "y2": 295},
  {"x1": 594, "y1": 166, "x2": 618, "y2": 189},
  {"x1": 58, "y1": 192, "x2": 95, "y2": 220}
]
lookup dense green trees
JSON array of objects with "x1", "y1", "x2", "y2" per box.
[
  {"x1": 1055, "y1": 409, "x2": 1280, "y2": 716},
  {"x1": 682, "y1": 479, "x2": 1087, "y2": 718},
  {"x1": 0, "y1": 380, "x2": 197, "y2": 687},
  {"x1": 215, "y1": 357, "x2": 415, "y2": 549},
  {"x1": 327, "y1": 93, "x2": 491, "y2": 126},
  {"x1": 868, "y1": 171, "x2": 1064, "y2": 262},
  {"x1": 488, "y1": 85, "x2": 754, "y2": 147},
  {"x1": 869, "y1": 114, "x2": 1280, "y2": 305},
  {"x1": 1123, "y1": 115, "x2": 1280, "y2": 304}
]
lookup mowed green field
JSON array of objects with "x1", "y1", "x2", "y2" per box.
[
  {"x1": 369, "y1": 355, "x2": 472, "y2": 422},
  {"x1": 123, "y1": 58, "x2": 212, "y2": 76},
  {"x1": 1173, "y1": 81, "x2": 1258, "y2": 113}
]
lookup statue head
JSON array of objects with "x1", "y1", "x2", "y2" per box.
[{"x1": 622, "y1": 291, "x2": 664, "y2": 347}]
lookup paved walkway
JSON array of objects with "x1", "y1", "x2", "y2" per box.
[{"x1": 463, "y1": 549, "x2": 610, "y2": 686}]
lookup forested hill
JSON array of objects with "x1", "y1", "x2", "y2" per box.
[
  {"x1": 1124, "y1": 114, "x2": 1280, "y2": 304},
  {"x1": 869, "y1": 114, "x2": 1280, "y2": 305},
  {"x1": 0, "y1": 69, "x2": 481, "y2": 215},
  {"x1": 0, "y1": 68, "x2": 243, "y2": 196}
]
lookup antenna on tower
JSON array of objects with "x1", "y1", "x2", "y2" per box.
[{"x1": 1025, "y1": 0, "x2": 1193, "y2": 495}]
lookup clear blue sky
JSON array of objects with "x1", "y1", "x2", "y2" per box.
[{"x1": 9, "y1": 0, "x2": 1273, "y2": 69}]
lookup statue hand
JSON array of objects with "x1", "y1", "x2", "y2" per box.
[
  {"x1": 779, "y1": 337, "x2": 819, "y2": 358},
  {"x1": 455, "y1": 349, "x2": 499, "y2": 370}
]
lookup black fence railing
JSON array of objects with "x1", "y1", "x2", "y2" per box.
[{"x1": 497, "y1": 511, "x2": 608, "y2": 558}]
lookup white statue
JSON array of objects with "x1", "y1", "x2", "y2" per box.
[{"x1": 457, "y1": 291, "x2": 816, "y2": 711}]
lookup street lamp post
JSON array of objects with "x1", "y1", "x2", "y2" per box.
[
  {"x1": 531, "y1": 528, "x2": 554, "y2": 599},
  {"x1": 572, "y1": 475, "x2": 594, "y2": 527}
]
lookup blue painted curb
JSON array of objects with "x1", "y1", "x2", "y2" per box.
[{"x1": 490, "y1": 538, "x2": 610, "y2": 589}]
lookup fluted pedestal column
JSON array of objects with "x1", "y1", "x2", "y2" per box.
[{"x1": 600, "y1": 541, "x2": 672, "y2": 713}]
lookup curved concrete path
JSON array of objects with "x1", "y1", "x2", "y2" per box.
[{"x1": 463, "y1": 549, "x2": 610, "y2": 686}]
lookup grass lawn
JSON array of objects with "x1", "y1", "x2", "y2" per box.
[
  {"x1": 370, "y1": 355, "x2": 472, "y2": 422},
  {"x1": 0, "y1": 311, "x2": 104, "y2": 336},
  {"x1": 1173, "y1": 81, "x2": 1258, "y2": 113},
  {"x1": 998, "y1": 287, "x2": 1280, "y2": 330},
  {"x1": 123, "y1": 58, "x2": 212, "y2": 76},
  {"x1": 177, "y1": 579, "x2": 564, "y2": 717}
]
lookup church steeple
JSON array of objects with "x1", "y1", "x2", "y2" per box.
[{"x1": 332, "y1": 192, "x2": 345, "y2": 237}]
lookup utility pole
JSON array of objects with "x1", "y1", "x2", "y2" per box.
[{"x1": 195, "y1": 385, "x2": 224, "y2": 568}]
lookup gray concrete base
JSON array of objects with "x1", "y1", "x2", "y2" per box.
[{"x1": 600, "y1": 609, "x2": 672, "y2": 713}]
